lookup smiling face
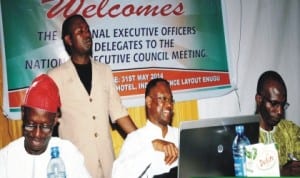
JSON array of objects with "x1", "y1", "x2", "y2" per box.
[
  {"x1": 22, "y1": 106, "x2": 57, "y2": 155},
  {"x1": 146, "y1": 81, "x2": 174, "y2": 128}
]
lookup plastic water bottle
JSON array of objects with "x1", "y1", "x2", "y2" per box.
[
  {"x1": 232, "y1": 125, "x2": 250, "y2": 176},
  {"x1": 47, "y1": 146, "x2": 66, "y2": 178}
]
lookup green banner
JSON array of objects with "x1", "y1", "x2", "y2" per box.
[{"x1": 1, "y1": 0, "x2": 232, "y2": 119}]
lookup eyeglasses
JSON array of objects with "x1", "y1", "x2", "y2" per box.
[
  {"x1": 23, "y1": 123, "x2": 53, "y2": 133},
  {"x1": 151, "y1": 96, "x2": 174, "y2": 104},
  {"x1": 261, "y1": 95, "x2": 290, "y2": 110}
]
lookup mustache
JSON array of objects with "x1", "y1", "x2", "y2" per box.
[
  {"x1": 26, "y1": 134, "x2": 45, "y2": 141},
  {"x1": 85, "y1": 38, "x2": 92, "y2": 43},
  {"x1": 163, "y1": 109, "x2": 174, "y2": 116}
]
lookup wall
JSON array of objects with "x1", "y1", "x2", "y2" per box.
[{"x1": 199, "y1": 0, "x2": 300, "y2": 126}]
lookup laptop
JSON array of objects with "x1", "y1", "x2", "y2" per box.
[{"x1": 178, "y1": 114, "x2": 260, "y2": 178}]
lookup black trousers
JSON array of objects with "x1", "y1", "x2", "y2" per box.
[{"x1": 153, "y1": 167, "x2": 178, "y2": 178}]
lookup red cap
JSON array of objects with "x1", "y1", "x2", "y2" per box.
[{"x1": 23, "y1": 74, "x2": 61, "y2": 113}]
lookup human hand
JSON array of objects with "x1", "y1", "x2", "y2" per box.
[
  {"x1": 152, "y1": 139, "x2": 178, "y2": 165},
  {"x1": 281, "y1": 161, "x2": 300, "y2": 176}
]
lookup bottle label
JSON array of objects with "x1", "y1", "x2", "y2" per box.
[
  {"x1": 47, "y1": 172, "x2": 66, "y2": 178},
  {"x1": 233, "y1": 156, "x2": 246, "y2": 176}
]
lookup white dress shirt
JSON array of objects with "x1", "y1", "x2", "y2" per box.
[
  {"x1": 112, "y1": 120, "x2": 178, "y2": 178},
  {"x1": 0, "y1": 137, "x2": 91, "y2": 178}
]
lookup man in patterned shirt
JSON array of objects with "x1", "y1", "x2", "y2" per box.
[{"x1": 255, "y1": 70, "x2": 300, "y2": 176}]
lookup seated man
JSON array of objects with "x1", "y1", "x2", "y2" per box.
[
  {"x1": 112, "y1": 78, "x2": 178, "y2": 178},
  {"x1": 255, "y1": 70, "x2": 300, "y2": 176},
  {"x1": 0, "y1": 74, "x2": 91, "y2": 178}
]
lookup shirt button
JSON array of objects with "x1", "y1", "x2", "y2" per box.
[
  {"x1": 98, "y1": 159, "x2": 102, "y2": 168},
  {"x1": 93, "y1": 116, "x2": 96, "y2": 120},
  {"x1": 94, "y1": 133, "x2": 98, "y2": 137}
]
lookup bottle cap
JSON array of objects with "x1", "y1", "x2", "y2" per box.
[
  {"x1": 235, "y1": 125, "x2": 244, "y2": 134},
  {"x1": 51, "y1": 146, "x2": 60, "y2": 158}
]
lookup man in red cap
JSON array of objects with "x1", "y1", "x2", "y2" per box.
[{"x1": 0, "y1": 74, "x2": 91, "y2": 178}]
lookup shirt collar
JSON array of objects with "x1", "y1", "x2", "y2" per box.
[
  {"x1": 260, "y1": 126, "x2": 276, "y2": 133},
  {"x1": 146, "y1": 120, "x2": 170, "y2": 137}
]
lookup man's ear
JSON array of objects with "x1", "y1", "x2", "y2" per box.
[
  {"x1": 53, "y1": 108, "x2": 61, "y2": 126},
  {"x1": 53, "y1": 112, "x2": 60, "y2": 126},
  {"x1": 54, "y1": 116, "x2": 59, "y2": 124},
  {"x1": 64, "y1": 35, "x2": 72, "y2": 46},
  {"x1": 21, "y1": 105, "x2": 25, "y2": 121},
  {"x1": 145, "y1": 96, "x2": 152, "y2": 108},
  {"x1": 255, "y1": 94, "x2": 262, "y2": 106}
]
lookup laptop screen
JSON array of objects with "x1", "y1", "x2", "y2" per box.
[{"x1": 178, "y1": 115, "x2": 260, "y2": 178}]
